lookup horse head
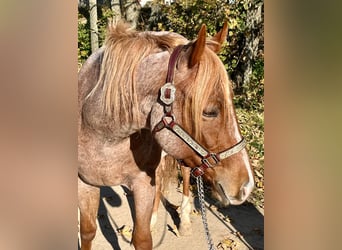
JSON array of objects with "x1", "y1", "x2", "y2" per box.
[{"x1": 150, "y1": 23, "x2": 254, "y2": 206}]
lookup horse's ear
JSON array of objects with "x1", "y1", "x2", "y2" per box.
[
  {"x1": 208, "y1": 21, "x2": 228, "y2": 53},
  {"x1": 189, "y1": 24, "x2": 207, "y2": 68}
]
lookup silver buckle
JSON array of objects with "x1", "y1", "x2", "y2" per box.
[
  {"x1": 160, "y1": 82, "x2": 176, "y2": 105},
  {"x1": 202, "y1": 153, "x2": 219, "y2": 167}
]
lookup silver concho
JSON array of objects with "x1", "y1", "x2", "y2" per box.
[{"x1": 160, "y1": 82, "x2": 176, "y2": 105}]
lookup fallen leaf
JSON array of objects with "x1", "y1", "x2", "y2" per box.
[
  {"x1": 254, "y1": 169, "x2": 263, "y2": 178},
  {"x1": 223, "y1": 216, "x2": 231, "y2": 223},
  {"x1": 117, "y1": 225, "x2": 132, "y2": 238},
  {"x1": 217, "y1": 237, "x2": 237, "y2": 249}
]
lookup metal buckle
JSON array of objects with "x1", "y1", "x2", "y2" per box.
[
  {"x1": 202, "y1": 153, "x2": 219, "y2": 167},
  {"x1": 202, "y1": 158, "x2": 212, "y2": 168},
  {"x1": 160, "y1": 82, "x2": 176, "y2": 105},
  {"x1": 191, "y1": 153, "x2": 219, "y2": 178},
  {"x1": 209, "y1": 153, "x2": 219, "y2": 164}
]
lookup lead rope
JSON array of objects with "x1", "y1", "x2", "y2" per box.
[{"x1": 196, "y1": 175, "x2": 215, "y2": 250}]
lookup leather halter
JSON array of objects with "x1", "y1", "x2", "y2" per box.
[{"x1": 153, "y1": 45, "x2": 246, "y2": 178}]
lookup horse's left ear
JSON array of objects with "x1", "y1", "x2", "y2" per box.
[
  {"x1": 189, "y1": 24, "x2": 207, "y2": 68},
  {"x1": 208, "y1": 21, "x2": 228, "y2": 53}
]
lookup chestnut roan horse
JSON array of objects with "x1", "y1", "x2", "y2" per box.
[{"x1": 78, "y1": 21, "x2": 254, "y2": 250}]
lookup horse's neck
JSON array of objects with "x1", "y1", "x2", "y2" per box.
[
  {"x1": 81, "y1": 85, "x2": 158, "y2": 142},
  {"x1": 81, "y1": 99, "x2": 152, "y2": 143},
  {"x1": 80, "y1": 49, "x2": 170, "y2": 142},
  {"x1": 81, "y1": 89, "x2": 151, "y2": 144}
]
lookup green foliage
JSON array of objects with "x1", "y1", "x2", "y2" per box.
[
  {"x1": 236, "y1": 106, "x2": 264, "y2": 207},
  {"x1": 78, "y1": 13, "x2": 91, "y2": 65},
  {"x1": 234, "y1": 59, "x2": 264, "y2": 111},
  {"x1": 78, "y1": 7, "x2": 115, "y2": 66},
  {"x1": 144, "y1": 0, "x2": 230, "y2": 39},
  {"x1": 97, "y1": 7, "x2": 115, "y2": 45}
]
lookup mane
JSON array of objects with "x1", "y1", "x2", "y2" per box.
[
  {"x1": 182, "y1": 45, "x2": 231, "y2": 141},
  {"x1": 88, "y1": 22, "x2": 186, "y2": 126}
]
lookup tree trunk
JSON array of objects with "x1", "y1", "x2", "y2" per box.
[
  {"x1": 124, "y1": 0, "x2": 141, "y2": 29},
  {"x1": 231, "y1": 0, "x2": 263, "y2": 91},
  {"x1": 111, "y1": 0, "x2": 123, "y2": 23},
  {"x1": 110, "y1": 0, "x2": 141, "y2": 28},
  {"x1": 89, "y1": 0, "x2": 99, "y2": 52},
  {"x1": 242, "y1": 0, "x2": 263, "y2": 86}
]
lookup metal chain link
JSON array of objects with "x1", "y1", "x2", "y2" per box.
[{"x1": 196, "y1": 175, "x2": 215, "y2": 250}]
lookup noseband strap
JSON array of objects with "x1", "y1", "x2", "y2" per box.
[
  {"x1": 190, "y1": 138, "x2": 246, "y2": 178},
  {"x1": 153, "y1": 45, "x2": 246, "y2": 177}
]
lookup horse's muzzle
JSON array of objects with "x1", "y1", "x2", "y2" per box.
[{"x1": 218, "y1": 179, "x2": 254, "y2": 206}]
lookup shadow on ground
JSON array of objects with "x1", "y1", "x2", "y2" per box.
[
  {"x1": 97, "y1": 186, "x2": 124, "y2": 250},
  {"x1": 192, "y1": 194, "x2": 264, "y2": 250},
  {"x1": 218, "y1": 202, "x2": 263, "y2": 250},
  {"x1": 79, "y1": 185, "x2": 264, "y2": 250}
]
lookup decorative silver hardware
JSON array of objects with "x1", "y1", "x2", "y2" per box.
[{"x1": 160, "y1": 82, "x2": 176, "y2": 105}]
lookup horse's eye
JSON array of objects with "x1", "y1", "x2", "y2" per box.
[{"x1": 202, "y1": 109, "x2": 219, "y2": 118}]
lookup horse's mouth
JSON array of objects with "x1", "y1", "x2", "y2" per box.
[
  {"x1": 216, "y1": 183, "x2": 246, "y2": 206},
  {"x1": 214, "y1": 183, "x2": 229, "y2": 207}
]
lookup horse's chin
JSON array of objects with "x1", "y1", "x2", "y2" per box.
[
  {"x1": 213, "y1": 196, "x2": 230, "y2": 208},
  {"x1": 211, "y1": 183, "x2": 230, "y2": 207}
]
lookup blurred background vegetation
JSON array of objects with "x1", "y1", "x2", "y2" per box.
[{"x1": 78, "y1": 0, "x2": 264, "y2": 209}]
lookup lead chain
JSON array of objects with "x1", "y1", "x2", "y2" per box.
[{"x1": 197, "y1": 175, "x2": 215, "y2": 250}]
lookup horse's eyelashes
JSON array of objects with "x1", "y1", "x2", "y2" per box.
[{"x1": 202, "y1": 109, "x2": 219, "y2": 118}]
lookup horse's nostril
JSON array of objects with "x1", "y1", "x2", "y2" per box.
[
  {"x1": 240, "y1": 181, "x2": 253, "y2": 201},
  {"x1": 241, "y1": 186, "x2": 246, "y2": 197}
]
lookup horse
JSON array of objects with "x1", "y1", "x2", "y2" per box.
[{"x1": 78, "y1": 21, "x2": 254, "y2": 250}]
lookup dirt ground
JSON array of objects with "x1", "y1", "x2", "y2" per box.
[{"x1": 78, "y1": 183, "x2": 264, "y2": 250}]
